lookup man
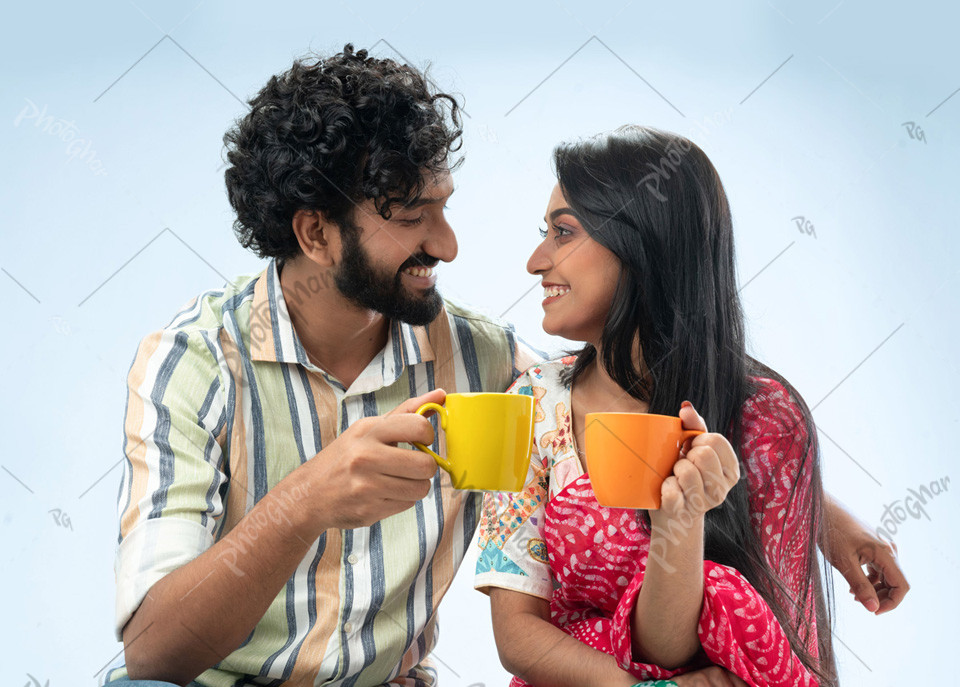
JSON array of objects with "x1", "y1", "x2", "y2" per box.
[{"x1": 107, "y1": 45, "x2": 907, "y2": 687}]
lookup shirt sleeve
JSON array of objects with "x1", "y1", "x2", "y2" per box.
[
  {"x1": 474, "y1": 370, "x2": 553, "y2": 600},
  {"x1": 508, "y1": 324, "x2": 547, "y2": 380},
  {"x1": 114, "y1": 328, "x2": 228, "y2": 639},
  {"x1": 740, "y1": 378, "x2": 820, "y2": 656}
]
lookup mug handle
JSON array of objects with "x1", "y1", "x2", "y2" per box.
[
  {"x1": 677, "y1": 428, "x2": 705, "y2": 450},
  {"x1": 412, "y1": 402, "x2": 454, "y2": 473}
]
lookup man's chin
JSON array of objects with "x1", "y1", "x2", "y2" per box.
[{"x1": 395, "y1": 290, "x2": 444, "y2": 326}]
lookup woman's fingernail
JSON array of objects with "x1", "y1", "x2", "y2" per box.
[{"x1": 681, "y1": 400, "x2": 692, "y2": 409}]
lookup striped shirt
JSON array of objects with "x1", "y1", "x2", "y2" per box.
[{"x1": 108, "y1": 258, "x2": 542, "y2": 687}]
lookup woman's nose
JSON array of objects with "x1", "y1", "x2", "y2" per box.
[{"x1": 526, "y1": 240, "x2": 551, "y2": 275}]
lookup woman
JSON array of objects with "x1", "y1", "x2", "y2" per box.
[{"x1": 475, "y1": 126, "x2": 838, "y2": 686}]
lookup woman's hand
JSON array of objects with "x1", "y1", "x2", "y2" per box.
[
  {"x1": 669, "y1": 666, "x2": 749, "y2": 686},
  {"x1": 823, "y1": 493, "x2": 910, "y2": 613},
  {"x1": 652, "y1": 401, "x2": 741, "y2": 526}
]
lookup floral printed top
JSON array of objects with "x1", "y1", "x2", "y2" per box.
[{"x1": 474, "y1": 357, "x2": 822, "y2": 687}]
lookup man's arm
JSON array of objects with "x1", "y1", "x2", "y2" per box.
[{"x1": 122, "y1": 389, "x2": 446, "y2": 686}]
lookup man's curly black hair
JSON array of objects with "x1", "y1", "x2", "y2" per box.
[{"x1": 223, "y1": 44, "x2": 463, "y2": 260}]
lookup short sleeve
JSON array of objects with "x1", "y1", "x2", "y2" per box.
[
  {"x1": 474, "y1": 370, "x2": 553, "y2": 600},
  {"x1": 114, "y1": 328, "x2": 228, "y2": 638}
]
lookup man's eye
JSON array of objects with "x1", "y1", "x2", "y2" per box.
[{"x1": 398, "y1": 216, "x2": 424, "y2": 226}]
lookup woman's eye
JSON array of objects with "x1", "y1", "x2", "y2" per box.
[
  {"x1": 539, "y1": 224, "x2": 574, "y2": 239},
  {"x1": 398, "y1": 215, "x2": 424, "y2": 226}
]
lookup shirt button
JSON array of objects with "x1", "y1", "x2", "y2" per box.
[
  {"x1": 347, "y1": 554, "x2": 359, "y2": 565},
  {"x1": 343, "y1": 621, "x2": 354, "y2": 634}
]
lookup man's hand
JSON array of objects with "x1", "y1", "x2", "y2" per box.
[
  {"x1": 671, "y1": 666, "x2": 749, "y2": 686},
  {"x1": 302, "y1": 388, "x2": 447, "y2": 532},
  {"x1": 823, "y1": 494, "x2": 910, "y2": 613}
]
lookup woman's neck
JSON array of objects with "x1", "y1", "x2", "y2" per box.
[{"x1": 575, "y1": 354, "x2": 650, "y2": 414}]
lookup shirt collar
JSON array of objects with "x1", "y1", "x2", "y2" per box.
[{"x1": 250, "y1": 259, "x2": 436, "y2": 384}]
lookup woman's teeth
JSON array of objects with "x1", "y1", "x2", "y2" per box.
[
  {"x1": 544, "y1": 285, "x2": 570, "y2": 298},
  {"x1": 403, "y1": 266, "x2": 434, "y2": 277}
]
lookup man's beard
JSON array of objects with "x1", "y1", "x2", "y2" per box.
[{"x1": 334, "y1": 226, "x2": 443, "y2": 326}]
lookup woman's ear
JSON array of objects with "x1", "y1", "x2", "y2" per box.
[{"x1": 292, "y1": 209, "x2": 339, "y2": 267}]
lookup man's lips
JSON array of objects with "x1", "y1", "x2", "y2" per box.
[{"x1": 402, "y1": 265, "x2": 435, "y2": 278}]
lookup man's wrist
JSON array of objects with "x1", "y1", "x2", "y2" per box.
[{"x1": 273, "y1": 466, "x2": 326, "y2": 541}]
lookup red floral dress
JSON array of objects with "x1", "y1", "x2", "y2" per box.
[{"x1": 475, "y1": 358, "x2": 821, "y2": 687}]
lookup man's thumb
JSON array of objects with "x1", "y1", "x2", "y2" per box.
[{"x1": 389, "y1": 388, "x2": 447, "y2": 416}]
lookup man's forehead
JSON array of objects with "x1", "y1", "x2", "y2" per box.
[
  {"x1": 422, "y1": 170, "x2": 454, "y2": 197},
  {"x1": 406, "y1": 170, "x2": 454, "y2": 206}
]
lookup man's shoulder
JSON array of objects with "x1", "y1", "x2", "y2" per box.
[
  {"x1": 130, "y1": 269, "x2": 263, "y2": 372},
  {"x1": 160, "y1": 269, "x2": 262, "y2": 337},
  {"x1": 440, "y1": 296, "x2": 516, "y2": 334}
]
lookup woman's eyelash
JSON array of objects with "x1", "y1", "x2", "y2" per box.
[
  {"x1": 538, "y1": 226, "x2": 548, "y2": 238},
  {"x1": 539, "y1": 225, "x2": 572, "y2": 239},
  {"x1": 555, "y1": 225, "x2": 571, "y2": 236}
]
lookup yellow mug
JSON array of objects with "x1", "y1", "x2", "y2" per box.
[
  {"x1": 584, "y1": 412, "x2": 703, "y2": 509},
  {"x1": 413, "y1": 392, "x2": 535, "y2": 491}
]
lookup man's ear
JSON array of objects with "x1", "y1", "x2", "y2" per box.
[{"x1": 292, "y1": 209, "x2": 340, "y2": 267}]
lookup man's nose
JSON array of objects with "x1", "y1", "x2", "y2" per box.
[{"x1": 424, "y1": 215, "x2": 458, "y2": 263}]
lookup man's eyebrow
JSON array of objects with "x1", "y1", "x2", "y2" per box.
[{"x1": 404, "y1": 187, "x2": 455, "y2": 209}]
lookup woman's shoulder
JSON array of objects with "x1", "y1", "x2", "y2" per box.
[
  {"x1": 741, "y1": 375, "x2": 809, "y2": 440},
  {"x1": 507, "y1": 355, "x2": 577, "y2": 393}
]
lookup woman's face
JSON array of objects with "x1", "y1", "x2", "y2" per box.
[{"x1": 526, "y1": 183, "x2": 622, "y2": 343}]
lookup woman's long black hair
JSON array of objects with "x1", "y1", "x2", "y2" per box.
[{"x1": 556, "y1": 126, "x2": 837, "y2": 685}]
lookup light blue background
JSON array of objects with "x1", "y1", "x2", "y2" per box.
[{"x1": 1, "y1": 0, "x2": 956, "y2": 684}]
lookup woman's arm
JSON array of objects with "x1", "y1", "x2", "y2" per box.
[
  {"x1": 490, "y1": 587, "x2": 637, "y2": 687},
  {"x1": 632, "y1": 512, "x2": 705, "y2": 668},
  {"x1": 630, "y1": 402, "x2": 739, "y2": 668}
]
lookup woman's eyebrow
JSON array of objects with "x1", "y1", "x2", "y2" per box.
[{"x1": 548, "y1": 207, "x2": 577, "y2": 222}]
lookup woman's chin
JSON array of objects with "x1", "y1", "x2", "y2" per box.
[
  {"x1": 540, "y1": 317, "x2": 562, "y2": 337},
  {"x1": 541, "y1": 319, "x2": 581, "y2": 342}
]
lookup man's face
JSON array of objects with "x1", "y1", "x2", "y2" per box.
[{"x1": 333, "y1": 171, "x2": 457, "y2": 326}]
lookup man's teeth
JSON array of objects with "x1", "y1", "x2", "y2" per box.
[
  {"x1": 403, "y1": 266, "x2": 434, "y2": 277},
  {"x1": 544, "y1": 286, "x2": 571, "y2": 298}
]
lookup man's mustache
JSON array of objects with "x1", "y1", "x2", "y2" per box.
[{"x1": 398, "y1": 254, "x2": 439, "y2": 272}]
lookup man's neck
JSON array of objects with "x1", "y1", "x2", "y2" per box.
[{"x1": 279, "y1": 257, "x2": 389, "y2": 389}]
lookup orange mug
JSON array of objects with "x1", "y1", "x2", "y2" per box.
[{"x1": 584, "y1": 412, "x2": 703, "y2": 509}]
